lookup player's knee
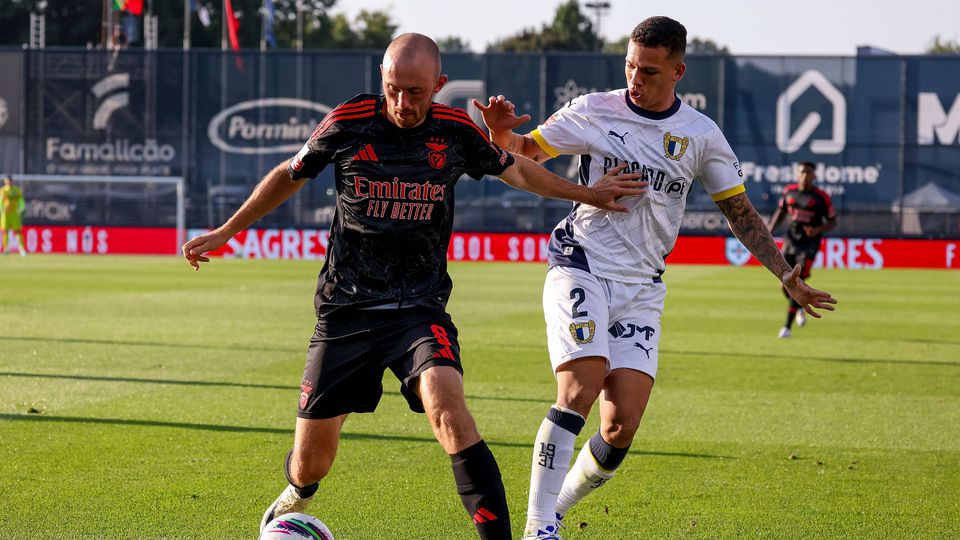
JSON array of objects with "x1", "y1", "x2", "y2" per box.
[
  {"x1": 602, "y1": 416, "x2": 641, "y2": 446},
  {"x1": 428, "y1": 402, "x2": 470, "y2": 432},
  {"x1": 427, "y1": 405, "x2": 479, "y2": 451},
  {"x1": 557, "y1": 381, "x2": 603, "y2": 416}
]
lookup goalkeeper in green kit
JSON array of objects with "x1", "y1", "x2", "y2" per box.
[{"x1": 1, "y1": 175, "x2": 26, "y2": 256}]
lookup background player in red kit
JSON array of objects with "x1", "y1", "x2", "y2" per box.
[
  {"x1": 768, "y1": 161, "x2": 838, "y2": 338},
  {"x1": 182, "y1": 33, "x2": 645, "y2": 539}
]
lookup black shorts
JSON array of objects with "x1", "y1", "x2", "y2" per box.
[
  {"x1": 297, "y1": 307, "x2": 462, "y2": 419},
  {"x1": 783, "y1": 238, "x2": 821, "y2": 280}
]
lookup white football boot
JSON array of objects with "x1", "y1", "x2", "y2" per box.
[
  {"x1": 778, "y1": 326, "x2": 792, "y2": 339},
  {"x1": 523, "y1": 514, "x2": 565, "y2": 540},
  {"x1": 259, "y1": 484, "x2": 314, "y2": 532},
  {"x1": 795, "y1": 310, "x2": 807, "y2": 327}
]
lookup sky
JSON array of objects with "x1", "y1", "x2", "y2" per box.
[{"x1": 336, "y1": 0, "x2": 960, "y2": 55}]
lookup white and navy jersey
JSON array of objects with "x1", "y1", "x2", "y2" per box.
[{"x1": 531, "y1": 89, "x2": 744, "y2": 283}]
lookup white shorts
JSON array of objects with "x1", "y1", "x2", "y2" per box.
[{"x1": 543, "y1": 266, "x2": 666, "y2": 379}]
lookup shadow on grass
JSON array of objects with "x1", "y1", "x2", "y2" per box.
[
  {"x1": 0, "y1": 335, "x2": 301, "y2": 354},
  {"x1": 0, "y1": 413, "x2": 728, "y2": 459},
  {"x1": 899, "y1": 338, "x2": 960, "y2": 347},
  {"x1": 663, "y1": 349, "x2": 959, "y2": 368},
  {"x1": 0, "y1": 372, "x2": 551, "y2": 405},
  {"x1": 0, "y1": 371, "x2": 292, "y2": 390}
]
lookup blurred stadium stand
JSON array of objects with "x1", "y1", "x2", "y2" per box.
[{"x1": 0, "y1": 47, "x2": 957, "y2": 238}]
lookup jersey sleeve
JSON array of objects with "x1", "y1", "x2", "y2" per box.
[
  {"x1": 289, "y1": 96, "x2": 380, "y2": 180},
  {"x1": 288, "y1": 120, "x2": 344, "y2": 181},
  {"x1": 698, "y1": 127, "x2": 746, "y2": 202},
  {"x1": 459, "y1": 118, "x2": 515, "y2": 180},
  {"x1": 820, "y1": 189, "x2": 838, "y2": 220},
  {"x1": 528, "y1": 98, "x2": 591, "y2": 158},
  {"x1": 776, "y1": 189, "x2": 789, "y2": 212}
]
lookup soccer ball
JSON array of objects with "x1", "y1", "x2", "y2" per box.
[{"x1": 260, "y1": 513, "x2": 334, "y2": 540}]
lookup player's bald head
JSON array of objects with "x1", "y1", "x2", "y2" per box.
[{"x1": 383, "y1": 33, "x2": 441, "y2": 77}]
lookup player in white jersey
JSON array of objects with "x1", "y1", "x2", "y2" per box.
[{"x1": 475, "y1": 16, "x2": 837, "y2": 540}]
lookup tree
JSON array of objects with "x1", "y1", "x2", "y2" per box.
[
  {"x1": 437, "y1": 36, "x2": 471, "y2": 53},
  {"x1": 489, "y1": 0, "x2": 600, "y2": 52},
  {"x1": 688, "y1": 37, "x2": 729, "y2": 55},
  {"x1": 352, "y1": 9, "x2": 397, "y2": 49},
  {"x1": 602, "y1": 35, "x2": 629, "y2": 54},
  {"x1": 926, "y1": 35, "x2": 960, "y2": 55},
  {"x1": 262, "y1": 0, "x2": 337, "y2": 50}
]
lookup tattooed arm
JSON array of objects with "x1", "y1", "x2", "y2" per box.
[
  {"x1": 717, "y1": 193, "x2": 791, "y2": 277},
  {"x1": 715, "y1": 192, "x2": 837, "y2": 317}
]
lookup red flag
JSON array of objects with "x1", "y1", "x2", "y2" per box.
[
  {"x1": 224, "y1": 0, "x2": 240, "y2": 50},
  {"x1": 112, "y1": 0, "x2": 143, "y2": 15},
  {"x1": 223, "y1": 0, "x2": 244, "y2": 70},
  {"x1": 124, "y1": 0, "x2": 143, "y2": 15}
]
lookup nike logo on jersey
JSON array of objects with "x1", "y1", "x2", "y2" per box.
[
  {"x1": 608, "y1": 130, "x2": 628, "y2": 144},
  {"x1": 352, "y1": 143, "x2": 378, "y2": 161}
]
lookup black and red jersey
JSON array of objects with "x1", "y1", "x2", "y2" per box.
[
  {"x1": 776, "y1": 183, "x2": 836, "y2": 244},
  {"x1": 289, "y1": 94, "x2": 514, "y2": 315}
]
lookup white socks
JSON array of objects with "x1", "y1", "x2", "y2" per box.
[
  {"x1": 556, "y1": 431, "x2": 630, "y2": 516},
  {"x1": 524, "y1": 406, "x2": 585, "y2": 534}
]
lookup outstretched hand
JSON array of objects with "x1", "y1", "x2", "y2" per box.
[
  {"x1": 781, "y1": 264, "x2": 837, "y2": 317},
  {"x1": 472, "y1": 95, "x2": 532, "y2": 134},
  {"x1": 181, "y1": 230, "x2": 229, "y2": 271},
  {"x1": 588, "y1": 163, "x2": 646, "y2": 212}
]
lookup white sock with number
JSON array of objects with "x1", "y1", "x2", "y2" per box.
[
  {"x1": 524, "y1": 406, "x2": 585, "y2": 536},
  {"x1": 556, "y1": 432, "x2": 629, "y2": 517}
]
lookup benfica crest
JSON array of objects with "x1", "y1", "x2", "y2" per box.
[
  {"x1": 662, "y1": 131, "x2": 689, "y2": 161},
  {"x1": 426, "y1": 137, "x2": 448, "y2": 169}
]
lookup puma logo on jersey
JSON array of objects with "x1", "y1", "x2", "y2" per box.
[{"x1": 608, "y1": 130, "x2": 628, "y2": 144}]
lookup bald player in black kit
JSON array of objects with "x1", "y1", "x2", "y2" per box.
[{"x1": 183, "y1": 33, "x2": 646, "y2": 539}]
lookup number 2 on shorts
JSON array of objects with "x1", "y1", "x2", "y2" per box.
[{"x1": 570, "y1": 287, "x2": 588, "y2": 318}]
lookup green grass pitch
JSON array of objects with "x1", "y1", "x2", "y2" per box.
[{"x1": 1, "y1": 255, "x2": 958, "y2": 539}]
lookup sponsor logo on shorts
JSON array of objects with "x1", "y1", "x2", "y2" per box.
[
  {"x1": 569, "y1": 320, "x2": 596, "y2": 344},
  {"x1": 634, "y1": 342, "x2": 654, "y2": 359},
  {"x1": 429, "y1": 324, "x2": 457, "y2": 361},
  {"x1": 608, "y1": 321, "x2": 655, "y2": 340},
  {"x1": 610, "y1": 321, "x2": 657, "y2": 359}
]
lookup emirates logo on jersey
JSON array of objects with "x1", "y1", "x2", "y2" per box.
[{"x1": 426, "y1": 137, "x2": 448, "y2": 169}]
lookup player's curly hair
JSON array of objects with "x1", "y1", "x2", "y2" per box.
[{"x1": 631, "y1": 16, "x2": 687, "y2": 59}]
